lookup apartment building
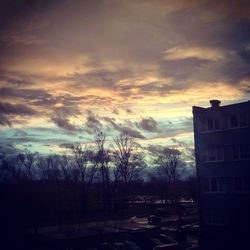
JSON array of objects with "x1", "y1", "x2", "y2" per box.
[{"x1": 193, "y1": 100, "x2": 250, "y2": 250}]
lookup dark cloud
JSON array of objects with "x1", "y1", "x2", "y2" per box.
[
  {"x1": 54, "y1": 106, "x2": 81, "y2": 117},
  {"x1": 126, "y1": 108, "x2": 132, "y2": 114},
  {"x1": 14, "y1": 129, "x2": 29, "y2": 137},
  {"x1": 0, "y1": 70, "x2": 37, "y2": 86},
  {"x1": 137, "y1": 117, "x2": 159, "y2": 132},
  {"x1": 147, "y1": 145, "x2": 169, "y2": 155},
  {"x1": 0, "y1": 86, "x2": 52, "y2": 102},
  {"x1": 0, "y1": 101, "x2": 36, "y2": 115},
  {"x1": 112, "y1": 108, "x2": 119, "y2": 115},
  {"x1": 0, "y1": 143, "x2": 19, "y2": 156},
  {"x1": 51, "y1": 117, "x2": 78, "y2": 131},
  {"x1": 0, "y1": 0, "x2": 61, "y2": 31},
  {"x1": 102, "y1": 116, "x2": 145, "y2": 139},
  {"x1": 148, "y1": 117, "x2": 193, "y2": 140},
  {"x1": 59, "y1": 142, "x2": 74, "y2": 149},
  {"x1": 84, "y1": 111, "x2": 102, "y2": 133},
  {"x1": 0, "y1": 113, "x2": 11, "y2": 126},
  {"x1": 119, "y1": 127, "x2": 145, "y2": 139}
]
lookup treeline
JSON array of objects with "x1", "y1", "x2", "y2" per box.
[{"x1": 0, "y1": 132, "x2": 196, "y2": 230}]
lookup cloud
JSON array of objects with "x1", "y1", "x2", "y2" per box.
[
  {"x1": 119, "y1": 127, "x2": 145, "y2": 139},
  {"x1": 0, "y1": 113, "x2": 11, "y2": 126},
  {"x1": 163, "y1": 46, "x2": 227, "y2": 61},
  {"x1": 126, "y1": 108, "x2": 132, "y2": 114},
  {"x1": 14, "y1": 129, "x2": 29, "y2": 137},
  {"x1": 59, "y1": 142, "x2": 74, "y2": 149},
  {"x1": 0, "y1": 101, "x2": 36, "y2": 115},
  {"x1": 0, "y1": 87, "x2": 40, "y2": 98},
  {"x1": 112, "y1": 108, "x2": 119, "y2": 115},
  {"x1": 0, "y1": 0, "x2": 250, "y2": 154},
  {"x1": 51, "y1": 117, "x2": 78, "y2": 131},
  {"x1": 103, "y1": 116, "x2": 145, "y2": 139},
  {"x1": 54, "y1": 106, "x2": 81, "y2": 117},
  {"x1": 85, "y1": 115, "x2": 102, "y2": 133},
  {"x1": 0, "y1": 143, "x2": 19, "y2": 156},
  {"x1": 147, "y1": 144, "x2": 165, "y2": 155},
  {"x1": 0, "y1": 31, "x2": 46, "y2": 46},
  {"x1": 137, "y1": 117, "x2": 159, "y2": 132}
]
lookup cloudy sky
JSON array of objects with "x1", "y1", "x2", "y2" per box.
[{"x1": 0, "y1": 0, "x2": 250, "y2": 155}]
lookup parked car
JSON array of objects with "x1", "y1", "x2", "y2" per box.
[
  {"x1": 157, "y1": 234, "x2": 178, "y2": 245},
  {"x1": 113, "y1": 242, "x2": 126, "y2": 250},
  {"x1": 148, "y1": 215, "x2": 162, "y2": 225},
  {"x1": 135, "y1": 237, "x2": 162, "y2": 249},
  {"x1": 123, "y1": 241, "x2": 142, "y2": 250},
  {"x1": 155, "y1": 208, "x2": 169, "y2": 217},
  {"x1": 153, "y1": 243, "x2": 179, "y2": 250},
  {"x1": 99, "y1": 242, "x2": 114, "y2": 250}
]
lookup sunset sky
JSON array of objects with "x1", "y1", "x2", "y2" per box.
[{"x1": 0, "y1": 0, "x2": 250, "y2": 155}]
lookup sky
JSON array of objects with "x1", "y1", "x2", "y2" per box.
[{"x1": 0, "y1": 0, "x2": 250, "y2": 156}]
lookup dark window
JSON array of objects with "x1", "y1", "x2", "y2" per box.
[
  {"x1": 204, "y1": 212, "x2": 226, "y2": 226},
  {"x1": 202, "y1": 150, "x2": 208, "y2": 161},
  {"x1": 214, "y1": 118, "x2": 221, "y2": 130},
  {"x1": 239, "y1": 144, "x2": 250, "y2": 159},
  {"x1": 245, "y1": 178, "x2": 250, "y2": 192},
  {"x1": 239, "y1": 112, "x2": 248, "y2": 127},
  {"x1": 230, "y1": 114, "x2": 238, "y2": 128},
  {"x1": 203, "y1": 179, "x2": 210, "y2": 192},
  {"x1": 207, "y1": 118, "x2": 214, "y2": 131},
  {"x1": 217, "y1": 146, "x2": 224, "y2": 161},
  {"x1": 211, "y1": 178, "x2": 218, "y2": 192},
  {"x1": 218, "y1": 178, "x2": 225, "y2": 192},
  {"x1": 235, "y1": 177, "x2": 243, "y2": 192},
  {"x1": 208, "y1": 148, "x2": 216, "y2": 161},
  {"x1": 200, "y1": 118, "x2": 206, "y2": 132},
  {"x1": 232, "y1": 145, "x2": 239, "y2": 160}
]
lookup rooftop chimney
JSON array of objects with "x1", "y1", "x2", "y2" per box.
[{"x1": 210, "y1": 99, "x2": 221, "y2": 108}]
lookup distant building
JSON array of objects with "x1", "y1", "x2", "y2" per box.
[{"x1": 193, "y1": 100, "x2": 250, "y2": 250}]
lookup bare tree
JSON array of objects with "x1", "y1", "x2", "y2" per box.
[
  {"x1": 155, "y1": 148, "x2": 181, "y2": 182},
  {"x1": 113, "y1": 132, "x2": 145, "y2": 184},
  {"x1": 72, "y1": 144, "x2": 89, "y2": 184},
  {"x1": 154, "y1": 147, "x2": 182, "y2": 203},
  {"x1": 95, "y1": 132, "x2": 111, "y2": 210},
  {"x1": 85, "y1": 150, "x2": 98, "y2": 187},
  {"x1": 59, "y1": 154, "x2": 71, "y2": 182},
  {"x1": 37, "y1": 155, "x2": 60, "y2": 181},
  {"x1": 113, "y1": 132, "x2": 145, "y2": 206},
  {"x1": 14, "y1": 153, "x2": 25, "y2": 181},
  {"x1": 23, "y1": 150, "x2": 36, "y2": 181}
]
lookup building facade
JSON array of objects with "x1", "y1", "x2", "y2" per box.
[{"x1": 193, "y1": 100, "x2": 250, "y2": 250}]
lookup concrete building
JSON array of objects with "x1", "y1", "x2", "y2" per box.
[{"x1": 193, "y1": 100, "x2": 250, "y2": 250}]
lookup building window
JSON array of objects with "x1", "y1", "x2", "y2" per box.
[
  {"x1": 202, "y1": 178, "x2": 226, "y2": 193},
  {"x1": 214, "y1": 118, "x2": 221, "y2": 130},
  {"x1": 204, "y1": 211, "x2": 226, "y2": 226},
  {"x1": 202, "y1": 146, "x2": 224, "y2": 162},
  {"x1": 239, "y1": 112, "x2": 248, "y2": 127},
  {"x1": 229, "y1": 112, "x2": 248, "y2": 128},
  {"x1": 232, "y1": 145, "x2": 240, "y2": 160},
  {"x1": 239, "y1": 145, "x2": 250, "y2": 159},
  {"x1": 210, "y1": 178, "x2": 218, "y2": 192},
  {"x1": 203, "y1": 179, "x2": 210, "y2": 192},
  {"x1": 235, "y1": 177, "x2": 243, "y2": 192},
  {"x1": 233, "y1": 177, "x2": 250, "y2": 193},
  {"x1": 207, "y1": 118, "x2": 214, "y2": 131},
  {"x1": 199, "y1": 117, "x2": 221, "y2": 132},
  {"x1": 230, "y1": 114, "x2": 238, "y2": 128},
  {"x1": 232, "y1": 144, "x2": 250, "y2": 160}
]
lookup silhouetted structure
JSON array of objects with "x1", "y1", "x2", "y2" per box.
[{"x1": 193, "y1": 100, "x2": 250, "y2": 250}]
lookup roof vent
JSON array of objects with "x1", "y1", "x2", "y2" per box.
[{"x1": 210, "y1": 99, "x2": 221, "y2": 108}]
